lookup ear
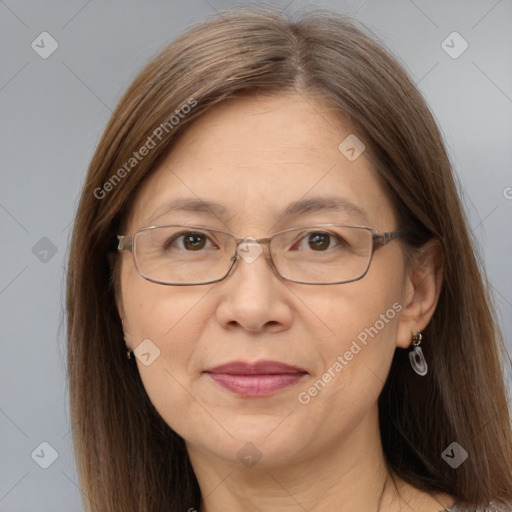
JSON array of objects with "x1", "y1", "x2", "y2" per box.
[{"x1": 396, "y1": 239, "x2": 443, "y2": 349}]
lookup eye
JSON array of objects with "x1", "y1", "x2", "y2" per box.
[
  {"x1": 293, "y1": 231, "x2": 343, "y2": 251},
  {"x1": 182, "y1": 233, "x2": 208, "y2": 250},
  {"x1": 307, "y1": 232, "x2": 331, "y2": 251},
  {"x1": 165, "y1": 232, "x2": 215, "y2": 251}
]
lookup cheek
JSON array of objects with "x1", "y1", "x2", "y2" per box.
[
  {"x1": 124, "y1": 290, "x2": 216, "y2": 439},
  {"x1": 120, "y1": 269, "x2": 215, "y2": 421},
  {"x1": 300, "y1": 262, "x2": 404, "y2": 400},
  {"x1": 306, "y1": 265, "x2": 402, "y2": 348},
  {"x1": 121, "y1": 257, "x2": 210, "y2": 350}
]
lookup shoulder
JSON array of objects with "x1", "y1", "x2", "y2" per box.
[{"x1": 443, "y1": 504, "x2": 512, "y2": 512}]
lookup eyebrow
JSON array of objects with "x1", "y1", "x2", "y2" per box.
[
  {"x1": 145, "y1": 196, "x2": 369, "y2": 225},
  {"x1": 283, "y1": 196, "x2": 369, "y2": 223},
  {"x1": 146, "y1": 198, "x2": 227, "y2": 225}
]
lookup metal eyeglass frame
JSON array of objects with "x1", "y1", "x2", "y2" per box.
[{"x1": 117, "y1": 224, "x2": 409, "y2": 286}]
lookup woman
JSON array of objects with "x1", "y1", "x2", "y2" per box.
[{"x1": 66, "y1": 7, "x2": 512, "y2": 512}]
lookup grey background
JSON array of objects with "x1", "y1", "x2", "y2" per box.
[{"x1": 0, "y1": 0, "x2": 511, "y2": 509}]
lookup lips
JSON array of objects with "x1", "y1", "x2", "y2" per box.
[
  {"x1": 205, "y1": 360, "x2": 307, "y2": 375},
  {"x1": 204, "y1": 360, "x2": 308, "y2": 397}
]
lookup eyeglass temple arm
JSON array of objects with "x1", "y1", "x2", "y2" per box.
[{"x1": 373, "y1": 228, "x2": 409, "y2": 248}]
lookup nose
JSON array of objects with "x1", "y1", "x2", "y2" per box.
[{"x1": 214, "y1": 243, "x2": 293, "y2": 333}]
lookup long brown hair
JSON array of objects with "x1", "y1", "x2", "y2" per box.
[{"x1": 66, "y1": 8, "x2": 512, "y2": 511}]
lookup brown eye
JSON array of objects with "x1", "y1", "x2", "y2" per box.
[
  {"x1": 307, "y1": 232, "x2": 331, "y2": 251},
  {"x1": 183, "y1": 233, "x2": 207, "y2": 250}
]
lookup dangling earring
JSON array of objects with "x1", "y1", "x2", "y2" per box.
[
  {"x1": 409, "y1": 331, "x2": 428, "y2": 376},
  {"x1": 122, "y1": 320, "x2": 132, "y2": 360}
]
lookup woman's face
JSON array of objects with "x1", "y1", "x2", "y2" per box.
[{"x1": 117, "y1": 93, "x2": 413, "y2": 469}]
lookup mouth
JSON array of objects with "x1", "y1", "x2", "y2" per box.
[{"x1": 203, "y1": 360, "x2": 308, "y2": 397}]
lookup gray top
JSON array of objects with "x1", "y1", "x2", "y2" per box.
[{"x1": 442, "y1": 504, "x2": 512, "y2": 511}]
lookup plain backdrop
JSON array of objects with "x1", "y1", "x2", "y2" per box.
[{"x1": 0, "y1": 0, "x2": 511, "y2": 510}]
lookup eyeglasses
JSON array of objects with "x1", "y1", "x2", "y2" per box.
[{"x1": 117, "y1": 224, "x2": 408, "y2": 286}]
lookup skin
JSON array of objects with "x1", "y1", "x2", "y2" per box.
[{"x1": 116, "y1": 93, "x2": 449, "y2": 511}]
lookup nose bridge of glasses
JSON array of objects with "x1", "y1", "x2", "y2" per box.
[
  {"x1": 233, "y1": 235, "x2": 274, "y2": 266},
  {"x1": 233, "y1": 234, "x2": 272, "y2": 246}
]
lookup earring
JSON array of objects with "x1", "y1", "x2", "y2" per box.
[
  {"x1": 122, "y1": 322, "x2": 132, "y2": 360},
  {"x1": 409, "y1": 331, "x2": 428, "y2": 376}
]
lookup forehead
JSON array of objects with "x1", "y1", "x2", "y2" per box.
[{"x1": 124, "y1": 93, "x2": 397, "y2": 234}]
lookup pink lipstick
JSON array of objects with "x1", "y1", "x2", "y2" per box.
[{"x1": 204, "y1": 360, "x2": 307, "y2": 397}]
